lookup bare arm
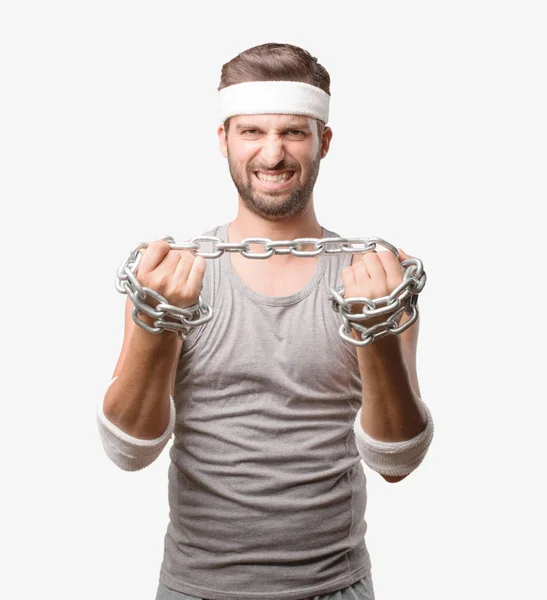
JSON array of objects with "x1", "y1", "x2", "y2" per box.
[
  {"x1": 97, "y1": 240, "x2": 206, "y2": 471},
  {"x1": 104, "y1": 304, "x2": 182, "y2": 440},
  {"x1": 96, "y1": 298, "x2": 183, "y2": 471},
  {"x1": 351, "y1": 310, "x2": 433, "y2": 483}
]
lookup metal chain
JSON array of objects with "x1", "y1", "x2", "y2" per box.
[{"x1": 115, "y1": 234, "x2": 426, "y2": 346}]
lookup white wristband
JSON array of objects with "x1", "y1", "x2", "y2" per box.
[
  {"x1": 353, "y1": 401, "x2": 434, "y2": 477},
  {"x1": 96, "y1": 377, "x2": 176, "y2": 472}
]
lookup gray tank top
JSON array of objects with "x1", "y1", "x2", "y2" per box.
[{"x1": 158, "y1": 222, "x2": 372, "y2": 600}]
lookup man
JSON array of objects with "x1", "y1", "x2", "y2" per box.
[{"x1": 97, "y1": 43, "x2": 434, "y2": 600}]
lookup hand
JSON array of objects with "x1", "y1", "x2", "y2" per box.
[
  {"x1": 340, "y1": 248, "x2": 414, "y2": 328},
  {"x1": 136, "y1": 240, "x2": 207, "y2": 311}
]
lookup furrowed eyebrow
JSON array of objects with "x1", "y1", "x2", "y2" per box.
[{"x1": 235, "y1": 123, "x2": 310, "y2": 131}]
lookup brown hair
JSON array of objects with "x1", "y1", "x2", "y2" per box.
[{"x1": 218, "y1": 43, "x2": 331, "y2": 136}]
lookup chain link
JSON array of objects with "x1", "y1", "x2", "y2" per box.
[{"x1": 115, "y1": 234, "x2": 426, "y2": 346}]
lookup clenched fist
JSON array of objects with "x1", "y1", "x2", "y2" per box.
[
  {"x1": 136, "y1": 240, "x2": 207, "y2": 312},
  {"x1": 340, "y1": 248, "x2": 414, "y2": 328}
]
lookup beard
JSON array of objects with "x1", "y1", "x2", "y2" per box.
[{"x1": 226, "y1": 148, "x2": 321, "y2": 223}]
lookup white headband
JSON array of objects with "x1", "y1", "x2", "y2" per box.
[{"x1": 218, "y1": 80, "x2": 330, "y2": 125}]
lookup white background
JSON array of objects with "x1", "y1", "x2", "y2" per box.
[{"x1": 1, "y1": 1, "x2": 545, "y2": 599}]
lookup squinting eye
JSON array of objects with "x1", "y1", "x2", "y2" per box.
[{"x1": 240, "y1": 129, "x2": 305, "y2": 136}]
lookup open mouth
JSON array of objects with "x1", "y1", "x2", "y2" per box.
[{"x1": 253, "y1": 170, "x2": 296, "y2": 188}]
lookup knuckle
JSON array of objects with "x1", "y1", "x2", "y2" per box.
[
  {"x1": 178, "y1": 249, "x2": 193, "y2": 262},
  {"x1": 156, "y1": 272, "x2": 170, "y2": 288},
  {"x1": 149, "y1": 239, "x2": 169, "y2": 252}
]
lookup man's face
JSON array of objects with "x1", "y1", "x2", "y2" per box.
[{"x1": 218, "y1": 114, "x2": 332, "y2": 221}]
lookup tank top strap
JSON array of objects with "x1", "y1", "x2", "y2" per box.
[
  {"x1": 178, "y1": 224, "x2": 223, "y2": 351},
  {"x1": 320, "y1": 225, "x2": 353, "y2": 297}
]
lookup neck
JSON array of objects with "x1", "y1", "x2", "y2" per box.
[{"x1": 228, "y1": 209, "x2": 322, "y2": 244}]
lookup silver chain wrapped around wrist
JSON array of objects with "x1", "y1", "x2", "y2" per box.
[{"x1": 115, "y1": 234, "x2": 426, "y2": 346}]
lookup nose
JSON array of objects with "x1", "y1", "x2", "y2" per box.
[{"x1": 259, "y1": 134, "x2": 285, "y2": 169}]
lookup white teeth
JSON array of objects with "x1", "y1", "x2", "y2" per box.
[{"x1": 256, "y1": 171, "x2": 293, "y2": 182}]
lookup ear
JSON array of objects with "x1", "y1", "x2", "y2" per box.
[
  {"x1": 320, "y1": 126, "x2": 333, "y2": 159},
  {"x1": 218, "y1": 124, "x2": 228, "y2": 159}
]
